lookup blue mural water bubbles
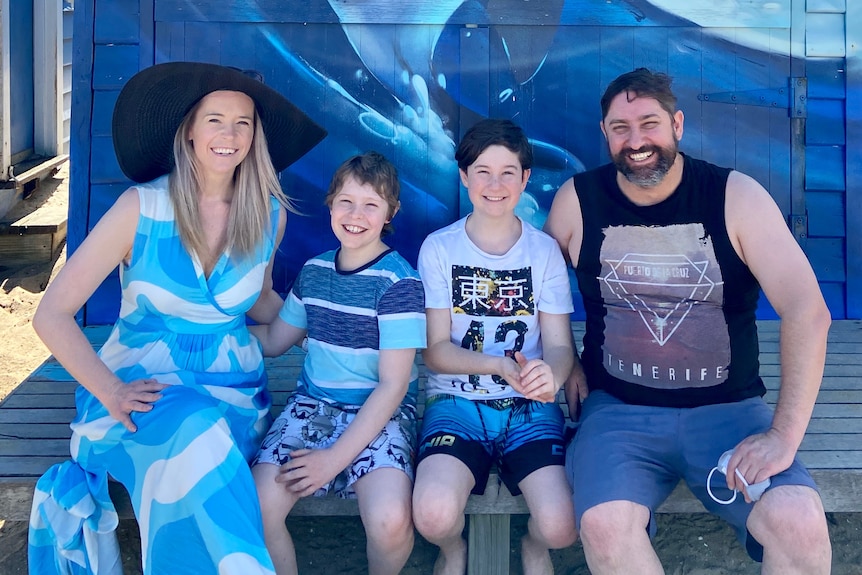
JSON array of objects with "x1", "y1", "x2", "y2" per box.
[
  {"x1": 354, "y1": 68, "x2": 370, "y2": 86},
  {"x1": 519, "y1": 139, "x2": 587, "y2": 229},
  {"x1": 399, "y1": 74, "x2": 456, "y2": 160},
  {"x1": 515, "y1": 193, "x2": 543, "y2": 229},
  {"x1": 499, "y1": 88, "x2": 514, "y2": 103},
  {"x1": 412, "y1": 74, "x2": 431, "y2": 116},
  {"x1": 359, "y1": 111, "x2": 397, "y2": 140}
]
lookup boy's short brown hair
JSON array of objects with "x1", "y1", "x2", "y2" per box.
[{"x1": 325, "y1": 151, "x2": 401, "y2": 237}]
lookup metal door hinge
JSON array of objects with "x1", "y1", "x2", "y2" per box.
[
  {"x1": 789, "y1": 213, "x2": 808, "y2": 245},
  {"x1": 698, "y1": 77, "x2": 807, "y2": 118}
]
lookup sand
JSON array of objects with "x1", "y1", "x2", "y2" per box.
[{"x1": 1, "y1": 164, "x2": 860, "y2": 573}]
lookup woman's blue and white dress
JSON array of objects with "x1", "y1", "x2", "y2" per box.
[{"x1": 29, "y1": 176, "x2": 278, "y2": 574}]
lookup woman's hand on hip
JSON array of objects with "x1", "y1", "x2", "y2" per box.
[{"x1": 103, "y1": 378, "x2": 169, "y2": 433}]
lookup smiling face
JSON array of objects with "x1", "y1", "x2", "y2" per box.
[
  {"x1": 329, "y1": 176, "x2": 392, "y2": 262},
  {"x1": 601, "y1": 91, "x2": 684, "y2": 188},
  {"x1": 461, "y1": 144, "x2": 530, "y2": 219},
  {"x1": 186, "y1": 90, "x2": 255, "y2": 179}
]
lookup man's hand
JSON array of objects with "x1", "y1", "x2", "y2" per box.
[
  {"x1": 564, "y1": 363, "x2": 588, "y2": 421},
  {"x1": 102, "y1": 378, "x2": 169, "y2": 433},
  {"x1": 276, "y1": 448, "x2": 343, "y2": 497},
  {"x1": 725, "y1": 428, "x2": 797, "y2": 502}
]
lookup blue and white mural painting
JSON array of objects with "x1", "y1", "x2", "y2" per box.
[
  {"x1": 200, "y1": 0, "x2": 795, "y2": 300},
  {"x1": 92, "y1": 0, "x2": 836, "y2": 322}
]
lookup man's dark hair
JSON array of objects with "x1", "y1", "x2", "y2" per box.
[
  {"x1": 600, "y1": 68, "x2": 678, "y2": 120},
  {"x1": 455, "y1": 118, "x2": 533, "y2": 172}
]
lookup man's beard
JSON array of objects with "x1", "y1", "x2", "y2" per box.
[{"x1": 612, "y1": 140, "x2": 678, "y2": 188}]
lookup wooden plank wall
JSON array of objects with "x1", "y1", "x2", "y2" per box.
[
  {"x1": 846, "y1": 1, "x2": 862, "y2": 319},
  {"x1": 71, "y1": 1, "x2": 858, "y2": 324},
  {"x1": 61, "y1": 7, "x2": 74, "y2": 155},
  {"x1": 804, "y1": 1, "x2": 850, "y2": 319}
]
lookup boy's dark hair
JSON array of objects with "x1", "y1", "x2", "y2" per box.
[
  {"x1": 325, "y1": 151, "x2": 400, "y2": 237},
  {"x1": 600, "y1": 68, "x2": 678, "y2": 120},
  {"x1": 455, "y1": 118, "x2": 533, "y2": 172}
]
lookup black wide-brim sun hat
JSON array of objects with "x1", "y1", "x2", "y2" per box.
[{"x1": 112, "y1": 61, "x2": 327, "y2": 183}]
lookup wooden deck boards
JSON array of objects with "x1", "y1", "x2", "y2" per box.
[{"x1": 2, "y1": 320, "x2": 861, "y2": 521}]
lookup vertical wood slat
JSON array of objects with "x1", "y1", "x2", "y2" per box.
[
  {"x1": 458, "y1": 26, "x2": 489, "y2": 219},
  {"x1": 667, "y1": 28, "x2": 704, "y2": 159},
  {"x1": 699, "y1": 28, "x2": 737, "y2": 170},
  {"x1": 69, "y1": 1, "x2": 98, "y2": 224},
  {"x1": 735, "y1": 32, "x2": 783, "y2": 216},
  {"x1": 70, "y1": 1, "x2": 97, "y2": 324},
  {"x1": 467, "y1": 514, "x2": 510, "y2": 575},
  {"x1": 140, "y1": 0, "x2": 155, "y2": 71},
  {"x1": 561, "y1": 26, "x2": 603, "y2": 170},
  {"x1": 767, "y1": 29, "x2": 793, "y2": 225},
  {"x1": 846, "y1": 1, "x2": 862, "y2": 318}
]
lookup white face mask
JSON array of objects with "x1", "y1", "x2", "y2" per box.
[{"x1": 706, "y1": 449, "x2": 771, "y2": 505}]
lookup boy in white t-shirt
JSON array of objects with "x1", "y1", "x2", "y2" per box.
[{"x1": 412, "y1": 119, "x2": 577, "y2": 575}]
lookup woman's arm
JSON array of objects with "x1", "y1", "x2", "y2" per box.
[
  {"x1": 248, "y1": 317, "x2": 306, "y2": 357},
  {"x1": 32, "y1": 188, "x2": 168, "y2": 432}
]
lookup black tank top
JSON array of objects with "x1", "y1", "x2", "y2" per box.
[{"x1": 573, "y1": 154, "x2": 765, "y2": 407}]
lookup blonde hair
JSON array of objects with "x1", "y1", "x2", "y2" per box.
[{"x1": 169, "y1": 99, "x2": 295, "y2": 260}]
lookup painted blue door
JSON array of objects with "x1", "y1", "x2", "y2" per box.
[{"x1": 9, "y1": 0, "x2": 35, "y2": 164}]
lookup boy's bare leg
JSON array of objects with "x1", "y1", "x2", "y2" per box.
[
  {"x1": 412, "y1": 454, "x2": 475, "y2": 575},
  {"x1": 354, "y1": 467, "x2": 415, "y2": 575},
  {"x1": 518, "y1": 465, "x2": 578, "y2": 575},
  {"x1": 252, "y1": 463, "x2": 301, "y2": 575}
]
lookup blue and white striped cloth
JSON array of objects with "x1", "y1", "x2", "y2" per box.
[
  {"x1": 282, "y1": 249, "x2": 426, "y2": 407},
  {"x1": 29, "y1": 176, "x2": 278, "y2": 574}
]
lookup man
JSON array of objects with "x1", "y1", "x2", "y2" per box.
[{"x1": 544, "y1": 68, "x2": 831, "y2": 574}]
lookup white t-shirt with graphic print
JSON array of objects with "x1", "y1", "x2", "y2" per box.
[{"x1": 418, "y1": 215, "x2": 573, "y2": 400}]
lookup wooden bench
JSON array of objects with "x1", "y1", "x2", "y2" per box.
[
  {"x1": 0, "y1": 158, "x2": 69, "y2": 267},
  {"x1": 2, "y1": 320, "x2": 861, "y2": 575}
]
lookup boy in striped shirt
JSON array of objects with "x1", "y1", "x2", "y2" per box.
[{"x1": 251, "y1": 151, "x2": 426, "y2": 575}]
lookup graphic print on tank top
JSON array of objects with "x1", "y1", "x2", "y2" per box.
[
  {"x1": 599, "y1": 223, "x2": 731, "y2": 390},
  {"x1": 452, "y1": 264, "x2": 534, "y2": 393}
]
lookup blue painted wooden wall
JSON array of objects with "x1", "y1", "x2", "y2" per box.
[{"x1": 71, "y1": 0, "x2": 860, "y2": 324}]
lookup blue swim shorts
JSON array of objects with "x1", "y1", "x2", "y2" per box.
[{"x1": 417, "y1": 393, "x2": 565, "y2": 495}]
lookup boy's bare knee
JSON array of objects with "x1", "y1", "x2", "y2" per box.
[
  {"x1": 365, "y1": 501, "x2": 413, "y2": 544},
  {"x1": 413, "y1": 491, "x2": 463, "y2": 540},
  {"x1": 530, "y1": 510, "x2": 577, "y2": 549}
]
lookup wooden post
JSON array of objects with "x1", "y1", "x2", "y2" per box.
[{"x1": 467, "y1": 514, "x2": 510, "y2": 575}]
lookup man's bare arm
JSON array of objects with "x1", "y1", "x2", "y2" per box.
[
  {"x1": 724, "y1": 170, "x2": 831, "y2": 488},
  {"x1": 544, "y1": 177, "x2": 584, "y2": 267}
]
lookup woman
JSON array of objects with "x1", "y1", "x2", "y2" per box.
[{"x1": 28, "y1": 62, "x2": 326, "y2": 574}]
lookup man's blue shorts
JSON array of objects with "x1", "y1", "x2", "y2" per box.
[
  {"x1": 418, "y1": 394, "x2": 565, "y2": 496},
  {"x1": 565, "y1": 390, "x2": 819, "y2": 561}
]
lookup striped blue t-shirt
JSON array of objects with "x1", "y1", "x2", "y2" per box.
[{"x1": 280, "y1": 248, "x2": 426, "y2": 407}]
